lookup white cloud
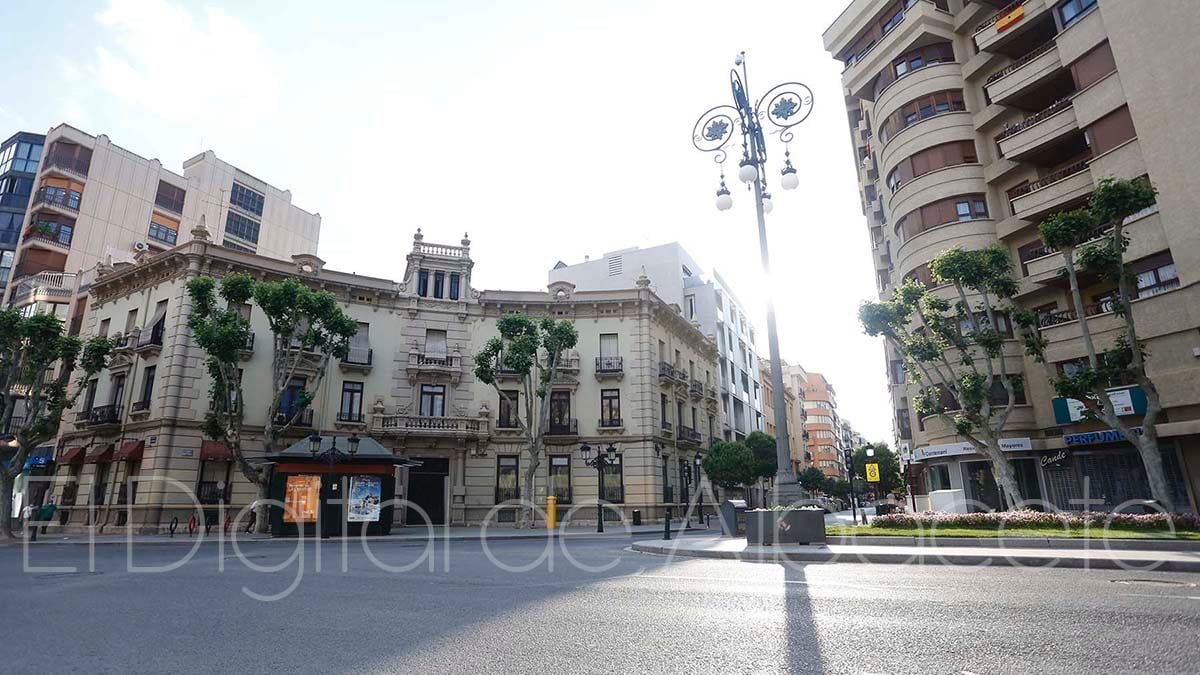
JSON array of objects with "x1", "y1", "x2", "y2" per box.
[{"x1": 91, "y1": 0, "x2": 279, "y2": 127}]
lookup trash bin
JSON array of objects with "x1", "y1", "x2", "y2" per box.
[
  {"x1": 632, "y1": 509, "x2": 642, "y2": 526},
  {"x1": 718, "y1": 499, "x2": 747, "y2": 537}
]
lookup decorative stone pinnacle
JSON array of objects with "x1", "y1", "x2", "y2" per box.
[{"x1": 191, "y1": 214, "x2": 211, "y2": 241}]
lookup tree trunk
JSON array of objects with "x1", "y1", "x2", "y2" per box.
[
  {"x1": 1134, "y1": 435, "x2": 1176, "y2": 513},
  {"x1": 254, "y1": 480, "x2": 271, "y2": 534},
  {"x1": 0, "y1": 472, "x2": 16, "y2": 539},
  {"x1": 988, "y1": 454, "x2": 1023, "y2": 511},
  {"x1": 520, "y1": 450, "x2": 539, "y2": 529}
]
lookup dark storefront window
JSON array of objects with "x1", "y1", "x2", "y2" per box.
[
  {"x1": 549, "y1": 456, "x2": 571, "y2": 503},
  {"x1": 495, "y1": 456, "x2": 519, "y2": 503},
  {"x1": 498, "y1": 390, "x2": 519, "y2": 428}
]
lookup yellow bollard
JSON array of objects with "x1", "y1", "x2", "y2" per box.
[{"x1": 546, "y1": 495, "x2": 557, "y2": 530}]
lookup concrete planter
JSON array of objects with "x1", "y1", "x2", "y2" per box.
[{"x1": 746, "y1": 509, "x2": 826, "y2": 546}]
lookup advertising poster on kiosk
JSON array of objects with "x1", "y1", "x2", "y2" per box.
[
  {"x1": 284, "y1": 475, "x2": 321, "y2": 523},
  {"x1": 348, "y1": 475, "x2": 382, "y2": 522}
]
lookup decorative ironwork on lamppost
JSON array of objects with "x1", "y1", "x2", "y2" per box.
[
  {"x1": 579, "y1": 442, "x2": 617, "y2": 533},
  {"x1": 691, "y1": 51, "x2": 813, "y2": 501}
]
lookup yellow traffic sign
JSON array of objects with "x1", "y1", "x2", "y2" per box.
[{"x1": 865, "y1": 463, "x2": 880, "y2": 482}]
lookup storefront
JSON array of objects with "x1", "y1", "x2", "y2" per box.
[
  {"x1": 267, "y1": 436, "x2": 414, "y2": 537},
  {"x1": 1042, "y1": 428, "x2": 1192, "y2": 512},
  {"x1": 912, "y1": 438, "x2": 1042, "y2": 512}
]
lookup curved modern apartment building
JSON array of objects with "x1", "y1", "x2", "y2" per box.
[{"x1": 825, "y1": 0, "x2": 1200, "y2": 512}]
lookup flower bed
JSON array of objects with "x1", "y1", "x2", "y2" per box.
[{"x1": 871, "y1": 510, "x2": 1200, "y2": 532}]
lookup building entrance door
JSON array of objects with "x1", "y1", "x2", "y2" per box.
[
  {"x1": 961, "y1": 460, "x2": 1003, "y2": 512},
  {"x1": 406, "y1": 458, "x2": 449, "y2": 526}
]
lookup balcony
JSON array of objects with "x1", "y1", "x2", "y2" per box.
[
  {"x1": 9, "y1": 271, "x2": 77, "y2": 307},
  {"x1": 43, "y1": 155, "x2": 91, "y2": 179},
  {"x1": 372, "y1": 414, "x2": 488, "y2": 440},
  {"x1": 1007, "y1": 159, "x2": 1092, "y2": 220},
  {"x1": 1036, "y1": 299, "x2": 1117, "y2": 329},
  {"x1": 240, "y1": 333, "x2": 255, "y2": 360},
  {"x1": 657, "y1": 420, "x2": 674, "y2": 440},
  {"x1": 594, "y1": 356, "x2": 624, "y2": 380},
  {"x1": 1021, "y1": 205, "x2": 1163, "y2": 287},
  {"x1": 996, "y1": 98, "x2": 1078, "y2": 161},
  {"x1": 88, "y1": 404, "x2": 122, "y2": 429},
  {"x1": 689, "y1": 379, "x2": 704, "y2": 400},
  {"x1": 274, "y1": 408, "x2": 314, "y2": 428},
  {"x1": 704, "y1": 385, "x2": 718, "y2": 402},
  {"x1": 984, "y1": 40, "x2": 1061, "y2": 105},
  {"x1": 551, "y1": 486, "x2": 572, "y2": 505},
  {"x1": 336, "y1": 411, "x2": 366, "y2": 426},
  {"x1": 839, "y1": 0, "x2": 955, "y2": 100},
  {"x1": 658, "y1": 361, "x2": 678, "y2": 383},
  {"x1": 133, "y1": 322, "x2": 165, "y2": 356},
  {"x1": 130, "y1": 399, "x2": 151, "y2": 417},
  {"x1": 973, "y1": 0, "x2": 1053, "y2": 54},
  {"x1": 31, "y1": 187, "x2": 81, "y2": 214},
  {"x1": 197, "y1": 481, "x2": 230, "y2": 505},
  {"x1": 406, "y1": 350, "x2": 461, "y2": 384},
  {"x1": 23, "y1": 222, "x2": 74, "y2": 250},
  {"x1": 677, "y1": 426, "x2": 702, "y2": 448},
  {"x1": 598, "y1": 417, "x2": 624, "y2": 433},
  {"x1": 546, "y1": 419, "x2": 579, "y2": 437},
  {"x1": 544, "y1": 354, "x2": 581, "y2": 378},
  {"x1": 598, "y1": 485, "x2": 625, "y2": 504},
  {"x1": 339, "y1": 347, "x2": 373, "y2": 373}
]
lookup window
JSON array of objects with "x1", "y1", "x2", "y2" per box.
[
  {"x1": 420, "y1": 385, "x2": 446, "y2": 417},
  {"x1": 139, "y1": 366, "x2": 156, "y2": 405},
  {"x1": 224, "y1": 211, "x2": 260, "y2": 244},
  {"x1": 449, "y1": 273, "x2": 460, "y2": 300},
  {"x1": 148, "y1": 220, "x2": 178, "y2": 245},
  {"x1": 601, "y1": 389, "x2": 621, "y2": 427},
  {"x1": 221, "y1": 239, "x2": 255, "y2": 253},
  {"x1": 1070, "y1": 41, "x2": 1116, "y2": 90},
  {"x1": 1134, "y1": 254, "x2": 1179, "y2": 298},
  {"x1": 928, "y1": 464, "x2": 952, "y2": 491},
  {"x1": 498, "y1": 390, "x2": 519, "y2": 428},
  {"x1": 340, "y1": 382, "x2": 364, "y2": 421},
  {"x1": 660, "y1": 393, "x2": 669, "y2": 428},
  {"x1": 886, "y1": 141, "x2": 979, "y2": 191},
  {"x1": 110, "y1": 374, "x2": 126, "y2": 406},
  {"x1": 889, "y1": 360, "x2": 905, "y2": 385},
  {"x1": 154, "y1": 180, "x2": 186, "y2": 214},
  {"x1": 549, "y1": 456, "x2": 571, "y2": 503},
  {"x1": 988, "y1": 379, "x2": 1027, "y2": 406},
  {"x1": 348, "y1": 323, "x2": 371, "y2": 364},
  {"x1": 433, "y1": 271, "x2": 445, "y2": 298},
  {"x1": 423, "y1": 329, "x2": 447, "y2": 361},
  {"x1": 229, "y1": 182, "x2": 265, "y2": 216},
  {"x1": 281, "y1": 377, "x2": 307, "y2": 416},
  {"x1": 125, "y1": 309, "x2": 139, "y2": 334},
  {"x1": 685, "y1": 294, "x2": 696, "y2": 319},
  {"x1": 98, "y1": 318, "x2": 111, "y2": 338},
  {"x1": 879, "y1": 90, "x2": 965, "y2": 142},
  {"x1": 549, "y1": 391, "x2": 572, "y2": 432},
  {"x1": 1058, "y1": 0, "x2": 1097, "y2": 28},
  {"x1": 1086, "y1": 105, "x2": 1137, "y2": 156},
  {"x1": 417, "y1": 270, "x2": 429, "y2": 297},
  {"x1": 0, "y1": 139, "x2": 43, "y2": 174},
  {"x1": 601, "y1": 454, "x2": 623, "y2": 502},
  {"x1": 897, "y1": 193, "x2": 989, "y2": 241},
  {"x1": 496, "y1": 456, "x2": 519, "y2": 502}
]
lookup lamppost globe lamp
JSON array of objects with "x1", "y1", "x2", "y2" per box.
[
  {"x1": 690, "y1": 51, "x2": 813, "y2": 503},
  {"x1": 308, "y1": 432, "x2": 322, "y2": 456},
  {"x1": 348, "y1": 433, "x2": 360, "y2": 456},
  {"x1": 780, "y1": 166, "x2": 799, "y2": 190},
  {"x1": 715, "y1": 187, "x2": 733, "y2": 211},
  {"x1": 580, "y1": 442, "x2": 592, "y2": 461},
  {"x1": 694, "y1": 451, "x2": 702, "y2": 468},
  {"x1": 605, "y1": 443, "x2": 617, "y2": 461}
]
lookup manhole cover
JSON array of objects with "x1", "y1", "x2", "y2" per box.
[{"x1": 1111, "y1": 579, "x2": 1194, "y2": 587}]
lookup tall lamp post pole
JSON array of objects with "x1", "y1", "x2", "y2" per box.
[
  {"x1": 692, "y1": 52, "x2": 813, "y2": 504},
  {"x1": 580, "y1": 442, "x2": 617, "y2": 534}
]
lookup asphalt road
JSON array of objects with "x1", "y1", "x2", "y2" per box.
[{"x1": 2, "y1": 537, "x2": 1198, "y2": 674}]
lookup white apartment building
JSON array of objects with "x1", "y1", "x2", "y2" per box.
[
  {"x1": 549, "y1": 242, "x2": 767, "y2": 442},
  {"x1": 3, "y1": 123, "x2": 320, "y2": 320}
]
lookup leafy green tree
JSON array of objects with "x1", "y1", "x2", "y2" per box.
[
  {"x1": 0, "y1": 311, "x2": 111, "y2": 538},
  {"x1": 702, "y1": 441, "x2": 757, "y2": 497},
  {"x1": 473, "y1": 314, "x2": 578, "y2": 528},
  {"x1": 850, "y1": 443, "x2": 903, "y2": 496},
  {"x1": 188, "y1": 274, "x2": 358, "y2": 530},
  {"x1": 744, "y1": 431, "x2": 777, "y2": 480},
  {"x1": 860, "y1": 245, "x2": 1026, "y2": 509},
  {"x1": 1016, "y1": 177, "x2": 1176, "y2": 510},
  {"x1": 821, "y1": 477, "x2": 851, "y2": 502},
  {"x1": 798, "y1": 466, "x2": 826, "y2": 494}
]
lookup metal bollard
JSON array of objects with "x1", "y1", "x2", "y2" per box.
[
  {"x1": 663, "y1": 507, "x2": 672, "y2": 541},
  {"x1": 546, "y1": 495, "x2": 557, "y2": 530}
]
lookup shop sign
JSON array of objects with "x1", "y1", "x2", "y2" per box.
[
  {"x1": 913, "y1": 437, "x2": 1031, "y2": 462},
  {"x1": 284, "y1": 475, "x2": 321, "y2": 523},
  {"x1": 1052, "y1": 386, "x2": 1145, "y2": 424},
  {"x1": 348, "y1": 475, "x2": 382, "y2": 522},
  {"x1": 1064, "y1": 427, "x2": 1143, "y2": 447},
  {"x1": 1039, "y1": 449, "x2": 1071, "y2": 469}
]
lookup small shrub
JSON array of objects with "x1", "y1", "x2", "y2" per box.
[{"x1": 870, "y1": 510, "x2": 1200, "y2": 531}]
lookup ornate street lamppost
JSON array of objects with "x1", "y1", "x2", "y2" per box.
[
  {"x1": 309, "y1": 433, "x2": 360, "y2": 538},
  {"x1": 580, "y1": 442, "x2": 617, "y2": 533},
  {"x1": 694, "y1": 450, "x2": 705, "y2": 527},
  {"x1": 691, "y1": 51, "x2": 813, "y2": 504}
]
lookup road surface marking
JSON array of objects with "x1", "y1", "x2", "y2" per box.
[
  {"x1": 1118, "y1": 592, "x2": 1200, "y2": 601},
  {"x1": 631, "y1": 573, "x2": 924, "y2": 592}
]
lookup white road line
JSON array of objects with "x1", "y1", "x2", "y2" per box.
[
  {"x1": 631, "y1": 573, "x2": 921, "y2": 592},
  {"x1": 1118, "y1": 592, "x2": 1200, "y2": 601}
]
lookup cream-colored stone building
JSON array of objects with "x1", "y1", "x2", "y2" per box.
[
  {"x1": 761, "y1": 362, "x2": 805, "y2": 475},
  {"x1": 45, "y1": 229, "x2": 718, "y2": 532},
  {"x1": 824, "y1": 0, "x2": 1199, "y2": 511}
]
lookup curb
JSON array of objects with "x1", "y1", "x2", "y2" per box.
[
  {"x1": 630, "y1": 541, "x2": 1200, "y2": 573},
  {"x1": 826, "y1": 535, "x2": 1200, "y2": 552},
  {"x1": 9, "y1": 527, "x2": 710, "y2": 547}
]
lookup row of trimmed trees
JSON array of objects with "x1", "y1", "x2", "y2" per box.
[{"x1": 861, "y1": 177, "x2": 1179, "y2": 512}]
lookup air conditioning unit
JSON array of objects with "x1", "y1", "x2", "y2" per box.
[{"x1": 133, "y1": 240, "x2": 149, "y2": 252}]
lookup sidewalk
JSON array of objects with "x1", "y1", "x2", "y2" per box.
[
  {"x1": 631, "y1": 535, "x2": 1200, "y2": 572},
  {"x1": 11, "y1": 522, "x2": 711, "y2": 546}
]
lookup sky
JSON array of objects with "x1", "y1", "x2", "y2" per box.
[{"x1": 0, "y1": 0, "x2": 893, "y2": 444}]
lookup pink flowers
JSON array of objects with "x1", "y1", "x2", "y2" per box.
[{"x1": 871, "y1": 510, "x2": 1200, "y2": 531}]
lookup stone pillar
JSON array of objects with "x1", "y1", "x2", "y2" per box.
[{"x1": 451, "y1": 447, "x2": 467, "y2": 525}]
